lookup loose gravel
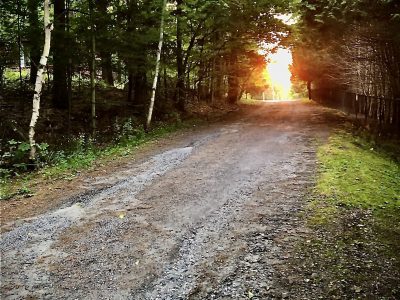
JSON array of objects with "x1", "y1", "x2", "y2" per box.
[{"x1": 1, "y1": 101, "x2": 331, "y2": 299}]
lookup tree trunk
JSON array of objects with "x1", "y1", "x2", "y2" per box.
[
  {"x1": 176, "y1": 0, "x2": 185, "y2": 111},
  {"x1": 100, "y1": 52, "x2": 114, "y2": 85},
  {"x1": 215, "y1": 56, "x2": 224, "y2": 99},
  {"x1": 0, "y1": 65, "x2": 4, "y2": 89},
  {"x1": 227, "y1": 51, "x2": 239, "y2": 104},
  {"x1": 96, "y1": 0, "x2": 114, "y2": 85},
  {"x1": 66, "y1": 0, "x2": 73, "y2": 134},
  {"x1": 89, "y1": 0, "x2": 96, "y2": 134},
  {"x1": 133, "y1": 72, "x2": 148, "y2": 105},
  {"x1": 28, "y1": 0, "x2": 42, "y2": 85},
  {"x1": 53, "y1": 0, "x2": 68, "y2": 109},
  {"x1": 127, "y1": 71, "x2": 134, "y2": 102},
  {"x1": 307, "y1": 80, "x2": 312, "y2": 100},
  {"x1": 210, "y1": 57, "x2": 216, "y2": 104},
  {"x1": 17, "y1": 0, "x2": 23, "y2": 88},
  {"x1": 146, "y1": 0, "x2": 167, "y2": 129},
  {"x1": 29, "y1": 0, "x2": 52, "y2": 161}
]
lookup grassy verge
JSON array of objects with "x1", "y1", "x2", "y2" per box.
[
  {"x1": 286, "y1": 129, "x2": 400, "y2": 299},
  {"x1": 0, "y1": 119, "x2": 201, "y2": 201}
]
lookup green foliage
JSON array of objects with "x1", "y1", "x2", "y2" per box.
[
  {"x1": 0, "y1": 139, "x2": 49, "y2": 177},
  {"x1": 291, "y1": 0, "x2": 400, "y2": 93}
]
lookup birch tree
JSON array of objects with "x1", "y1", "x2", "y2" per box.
[
  {"x1": 146, "y1": 0, "x2": 167, "y2": 129},
  {"x1": 29, "y1": 0, "x2": 52, "y2": 160}
]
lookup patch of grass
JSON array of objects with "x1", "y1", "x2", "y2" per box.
[
  {"x1": 239, "y1": 97, "x2": 262, "y2": 105},
  {"x1": 285, "y1": 130, "x2": 400, "y2": 299},
  {"x1": 316, "y1": 131, "x2": 400, "y2": 210},
  {"x1": 4, "y1": 68, "x2": 29, "y2": 81},
  {"x1": 0, "y1": 119, "x2": 201, "y2": 200}
]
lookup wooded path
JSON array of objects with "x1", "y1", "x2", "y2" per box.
[{"x1": 1, "y1": 101, "x2": 334, "y2": 299}]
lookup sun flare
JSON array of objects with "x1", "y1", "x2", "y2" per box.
[{"x1": 266, "y1": 48, "x2": 293, "y2": 100}]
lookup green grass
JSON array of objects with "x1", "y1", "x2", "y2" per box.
[
  {"x1": 4, "y1": 68, "x2": 29, "y2": 81},
  {"x1": 0, "y1": 120, "x2": 200, "y2": 200},
  {"x1": 316, "y1": 131, "x2": 400, "y2": 210},
  {"x1": 295, "y1": 129, "x2": 400, "y2": 298},
  {"x1": 239, "y1": 97, "x2": 263, "y2": 105}
]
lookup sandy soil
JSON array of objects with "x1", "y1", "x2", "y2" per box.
[{"x1": 1, "y1": 101, "x2": 334, "y2": 299}]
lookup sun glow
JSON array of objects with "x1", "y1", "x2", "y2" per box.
[{"x1": 266, "y1": 48, "x2": 293, "y2": 100}]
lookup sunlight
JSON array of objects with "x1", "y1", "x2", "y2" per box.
[{"x1": 266, "y1": 48, "x2": 293, "y2": 100}]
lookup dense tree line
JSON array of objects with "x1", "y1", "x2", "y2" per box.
[
  {"x1": 2, "y1": 0, "x2": 399, "y2": 168},
  {"x1": 291, "y1": 0, "x2": 400, "y2": 129},
  {"x1": 1, "y1": 0, "x2": 289, "y2": 110}
]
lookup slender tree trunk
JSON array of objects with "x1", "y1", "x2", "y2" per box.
[
  {"x1": 53, "y1": 0, "x2": 68, "y2": 109},
  {"x1": 307, "y1": 80, "x2": 312, "y2": 100},
  {"x1": 96, "y1": 0, "x2": 114, "y2": 85},
  {"x1": 176, "y1": 0, "x2": 185, "y2": 111},
  {"x1": 17, "y1": 0, "x2": 23, "y2": 88},
  {"x1": 163, "y1": 50, "x2": 168, "y2": 101},
  {"x1": 127, "y1": 71, "x2": 134, "y2": 102},
  {"x1": 0, "y1": 65, "x2": 4, "y2": 89},
  {"x1": 100, "y1": 52, "x2": 114, "y2": 85},
  {"x1": 227, "y1": 50, "x2": 239, "y2": 104},
  {"x1": 66, "y1": 0, "x2": 72, "y2": 134},
  {"x1": 28, "y1": 0, "x2": 42, "y2": 85},
  {"x1": 133, "y1": 72, "x2": 148, "y2": 105},
  {"x1": 146, "y1": 0, "x2": 167, "y2": 129},
  {"x1": 29, "y1": 0, "x2": 52, "y2": 161},
  {"x1": 89, "y1": 0, "x2": 96, "y2": 134},
  {"x1": 215, "y1": 56, "x2": 224, "y2": 99},
  {"x1": 210, "y1": 56, "x2": 216, "y2": 104},
  {"x1": 197, "y1": 38, "x2": 205, "y2": 101}
]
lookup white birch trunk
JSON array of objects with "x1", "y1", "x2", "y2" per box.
[
  {"x1": 29, "y1": 0, "x2": 52, "y2": 160},
  {"x1": 146, "y1": 0, "x2": 167, "y2": 129}
]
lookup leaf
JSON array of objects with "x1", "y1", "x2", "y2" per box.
[
  {"x1": 18, "y1": 142, "x2": 31, "y2": 152},
  {"x1": 248, "y1": 291, "x2": 254, "y2": 299},
  {"x1": 118, "y1": 213, "x2": 125, "y2": 219},
  {"x1": 8, "y1": 139, "x2": 18, "y2": 145}
]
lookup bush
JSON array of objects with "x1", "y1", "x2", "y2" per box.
[{"x1": 0, "y1": 139, "x2": 49, "y2": 178}]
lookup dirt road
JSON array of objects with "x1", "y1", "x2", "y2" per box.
[{"x1": 1, "y1": 101, "x2": 333, "y2": 299}]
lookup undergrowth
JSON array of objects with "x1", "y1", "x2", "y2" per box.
[{"x1": 0, "y1": 119, "x2": 200, "y2": 200}]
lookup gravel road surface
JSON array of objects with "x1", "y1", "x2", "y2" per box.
[{"x1": 1, "y1": 101, "x2": 332, "y2": 299}]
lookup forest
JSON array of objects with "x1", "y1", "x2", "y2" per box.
[
  {"x1": 1, "y1": 0, "x2": 399, "y2": 174},
  {"x1": 1, "y1": 1, "x2": 400, "y2": 299}
]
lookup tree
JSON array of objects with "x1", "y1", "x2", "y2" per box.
[
  {"x1": 175, "y1": 0, "x2": 185, "y2": 111},
  {"x1": 95, "y1": 0, "x2": 114, "y2": 85},
  {"x1": 89, "y1": 0, "x2": 96, "y2": 134},
  {"x1": 292, "y1": 0, "x2": 400, "y2": 99},
  {"x1": 146, "y1": 0, "x2": 167, "y2": 129},
  {"x1": 27, "y1": 0, "x2": 41, "y2": 85},
  {"x1": 29, "y1": 0, "x2": 52, "y2": 160},
  {"x1": 52, "y1": 0, "x2": 68, "y2": 109}
]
